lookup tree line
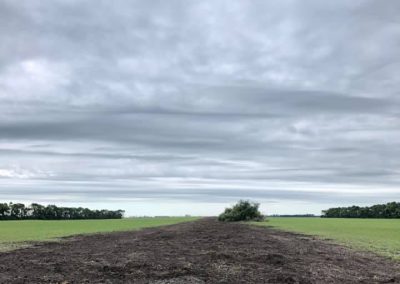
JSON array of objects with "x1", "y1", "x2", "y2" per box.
[
  {"x1": 322, "y1": 202, "x2": 400, "y2": 218},
  {"x1": 0, "y1": 202, "x2": 124, "y2": 220},
  {"x1": 269, "y1": 214, "x2": 316, "y2": 217}
]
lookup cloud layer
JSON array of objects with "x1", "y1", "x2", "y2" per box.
[{"x1": 1, "y1": 0, "x2": 400, "y2": 215}]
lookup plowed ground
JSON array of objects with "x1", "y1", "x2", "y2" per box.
[{"x1": 1, "y1": 218, "x2": 399, "y2": 283}]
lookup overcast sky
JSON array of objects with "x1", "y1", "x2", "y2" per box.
[{"x1": 0, "y1": 0, "x2": 400, "y2": 216}]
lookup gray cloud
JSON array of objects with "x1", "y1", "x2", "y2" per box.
[{"x1": 0, "y1": 0, "x2": 400, "y2": 215}]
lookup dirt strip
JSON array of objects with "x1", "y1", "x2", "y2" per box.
[{"x1": 0, "y1": 218, "x2": 399, "y2": 283}]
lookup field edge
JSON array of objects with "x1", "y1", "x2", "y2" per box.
[
  {"x1": 0, "y1": 216, "x2": 200, "y2": 252},
  {"x1": 250, "y1": 218, "x2": 400, "y2": 261}
]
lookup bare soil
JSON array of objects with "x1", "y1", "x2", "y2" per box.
[{"x1": 0, "y1": 218, "x2": 399, "y2": 283}]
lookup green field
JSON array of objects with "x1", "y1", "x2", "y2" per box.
[
  {"x1": 254, "y1": 217, "x2": 400, "y2": 259},
  {"x1": 0, "y1": 217, "x2": 198, "y2": 251}
]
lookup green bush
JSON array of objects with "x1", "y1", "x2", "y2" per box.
[{"x1": 218, "y1": 200, "x2": 264, "y2": 222}]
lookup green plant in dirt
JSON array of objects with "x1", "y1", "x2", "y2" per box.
[{"x1": 218, "y1": 200, "x2": 264, "y2": 222}]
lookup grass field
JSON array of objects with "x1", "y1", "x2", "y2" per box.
[
  {"x1": 254, "y1": 217, "x2": 400, "y2": 259},
  {"x1": 0, "y1": 217, "x2": 198, "y2": 251}
]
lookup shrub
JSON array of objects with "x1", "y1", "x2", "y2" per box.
[{"x1": 218, "y1": 200, "x2": 264, "y2": 222}]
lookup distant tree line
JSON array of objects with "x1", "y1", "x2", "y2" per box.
[
  {"x1": 0, "y1": 202, "x2": 124, "y2": 220},
  {"x1": 322, "y1": 202, "x2": 400, "y2": 218},
  {"x1": 269, "y1": 214, "x2": 317, "y2": 217}
]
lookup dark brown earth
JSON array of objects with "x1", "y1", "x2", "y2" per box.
[{"x1": 0, "y1": 218, "x2": 399, "y2": 284}]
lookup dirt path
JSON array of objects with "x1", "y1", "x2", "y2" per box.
[{"x1": 0, "y1": 218, "x2": 399, "y2": 283}]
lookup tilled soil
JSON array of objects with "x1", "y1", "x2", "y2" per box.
[{"x1": 0, "y1": 218, "x2": 399, "y2": 284}]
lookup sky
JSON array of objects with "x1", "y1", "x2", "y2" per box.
[{"x1": 0, "y1": 0, "x2": 400, "y2": 216}]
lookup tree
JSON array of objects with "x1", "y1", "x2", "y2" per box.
[
  {"x1": 0, "y1": 203, "x2": 10, "y2": 219},
  {"x1": 218, "y1": 200, "x2": 264, "y2": 222},
  {"x1": 10, "y1": 203, "x2": 26, "y2": 219},
  {"x1": 30, "y1": 203, "x2": 44, "y2": 219}
]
